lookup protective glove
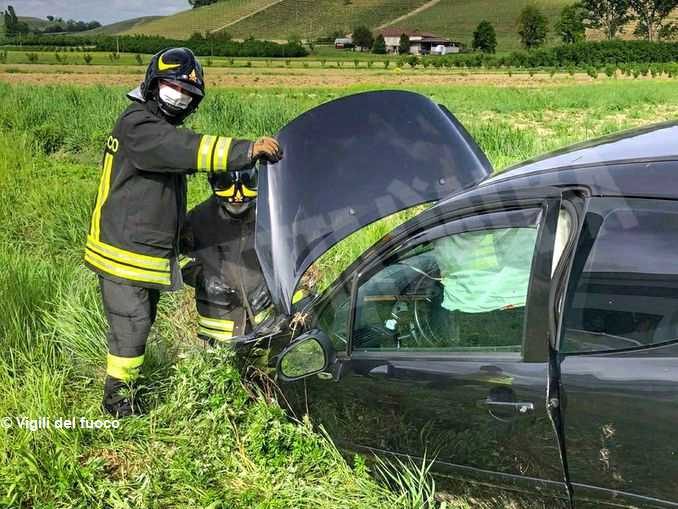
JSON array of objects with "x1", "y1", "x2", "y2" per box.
[
  {"x1": 248, "y1": 283, "x2": 272, "y2": 316},
  {"x1": 250, "y1": 136, "x2": 283, "y2": 163}
]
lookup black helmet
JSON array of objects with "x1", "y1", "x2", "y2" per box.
[
  {"x1": 128, "y1": 48, "x2": 205, "y2": 121},
  {"x1": 208, "y1": 168, "x2": 258, "y2": 217}
]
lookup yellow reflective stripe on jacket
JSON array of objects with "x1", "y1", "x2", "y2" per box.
[
  {"x1": 212, "y1": 137, "x2": 233, "y2": 171},
  {"x1": 197, "y1": 135, "x2": 218, "y2": 171},
  {"x1": 90, "y1": 152, "x2": 114, "y2": 241},
  {"x1": 107, "y1": 353, "x2": 144, "y2": 382},
  {"x1": 87, "y1": 236, "x2": 170, "y2": 272},
  {"x1": 179, "y1": 255, "x2": 192, "y2": 269},
  {"x1": 198, "y1": 326, "x2": 234, "y2": 342},
  {"x1": 85, "y1": 248, "x2": 171, "y2": 285},
  {"x1": 198, "y1": 314, "x2": 235, "y2": 332}
]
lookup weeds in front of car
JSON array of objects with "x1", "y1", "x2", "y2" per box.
[{"x1": 2, "y1": 81, "x2": 678, "y2": 506}]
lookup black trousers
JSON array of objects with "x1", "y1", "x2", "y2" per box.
[{"x1": 99, "y1": 276, "x2": 160, "y2": 358}]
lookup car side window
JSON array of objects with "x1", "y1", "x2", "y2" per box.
[
  {"x1": 317, "y1": 285, "x2": 352, "y2": 353},
  {"x1": 561, "y1": 198, "x2": 678, "y2": 353},
  {"x1": 351, "y1": 213, "x2": 541, "y2": 353}
]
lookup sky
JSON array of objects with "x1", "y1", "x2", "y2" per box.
[{"x1": 7, "y1": 0, "x2": 188, "y2": 25}]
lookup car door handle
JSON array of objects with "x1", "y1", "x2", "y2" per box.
[{"x1": 482, "y1": 400, "x2": 535, "y2": 414}]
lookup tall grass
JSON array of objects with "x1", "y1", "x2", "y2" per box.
[{"x1": 0, "y1": 81, "x2": 676, "y2": 507}]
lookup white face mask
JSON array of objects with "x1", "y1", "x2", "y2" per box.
[{"x1": 158, "y1": 83, "x2": 193, "y2": 110}]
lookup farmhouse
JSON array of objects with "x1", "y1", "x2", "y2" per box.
[{"x1": 378, "y1": 28, "x2": 462, "y2": 55}]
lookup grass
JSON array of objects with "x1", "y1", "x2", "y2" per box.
[
  {"x1": 1, "y1": 80, "x2": 677, "y2": 507},
  {"x1": 120, "y1": 0, "x2": 284, "y2": 39}
]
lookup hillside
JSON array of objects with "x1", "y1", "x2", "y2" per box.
[
  {"x1": 120, "y1": 0, "x2": 280, "y2": 39},
  {"x1": 83, "y1": 16, "x2": 163, "y2": 36},
  {"x1": 395, "y1": 0, "x2": 570, "y2": 50},
  {"x1": 19, "y1": 16, "x2": 51, "y2": 31},
  {"x1": 225, "y1": 0, "x2": 433, "y2": 40},
  {"x1": 118, "y1": 0, "x2": 572, "y2": 50}
]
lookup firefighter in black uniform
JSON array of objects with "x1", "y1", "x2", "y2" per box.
[
  {"x1": 181, "y1": 168, "x2": 273, "y2": 344},
  {"x1": 84, "y1": 47, "x2": 282, "y2": 417}
]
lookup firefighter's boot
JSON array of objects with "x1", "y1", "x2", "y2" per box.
[{"x1": 102, "y1": 376, "x2": 142, "y2": 418}]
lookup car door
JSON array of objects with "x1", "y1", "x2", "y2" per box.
[
  {"x1": 558, "y1": 197, "x2": 678, "y2": 508},
  {"x1": 284, "y1": 192, "x2": 572, "y2": 501}
]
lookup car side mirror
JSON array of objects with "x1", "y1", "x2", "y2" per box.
[{"x1": 277, "y1": 330, "x2": 336, "y2": 382}]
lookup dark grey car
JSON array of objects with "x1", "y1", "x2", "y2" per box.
[{"x1": 241, "y1": 90, "x2": 678, "y2": 508}]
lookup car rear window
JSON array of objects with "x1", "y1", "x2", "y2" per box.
[{"x1": 561, "y1": 198, "x2": 678, "y2": 354}]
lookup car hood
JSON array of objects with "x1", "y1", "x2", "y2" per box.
[{"x1": 255, "y1": 90, "x2": 492, "y2": 315}]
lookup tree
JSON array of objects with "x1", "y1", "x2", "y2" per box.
[
  {"x1": 556, "y1": 4, "x2": 587, "y2": 43},
  {"x1": 517, "y1": 5, "x2": 549, "y2": 49},
  {"x1": 398, "y1": 33, "x2": 411, "y2": 54},
  {"x1": 472, "y1": 20, "x2": 497, "y2": 53},
  {"x1": 372, "y1": 33, "x2": 386, "y2": 54},
  {"x1": 4, "y1": 5, "x2": 28, "y2": 37},
  {"x1": 580, "y1": 0, "x2": 633, "y2": 39},
  {"x1": 188, "y1": 0, "x2": 219, "y2": 7},
  {"x1": 352, "y1": 25, "x2": 373, "y2": 51},
  {"x1": 629, "y1": 0, "x2": 678, "y2": 41}
]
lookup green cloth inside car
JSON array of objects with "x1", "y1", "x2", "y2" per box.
[{"x1": 436, "y1": 227, "x2": 538, "y2": 313}]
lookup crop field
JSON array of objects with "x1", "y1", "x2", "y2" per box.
[
  {"x1": 4, "y1": 50, "x2": 678, "y2": 91},
  {"x1": 1, "y1": 78, "x2": 678, "y2": 507}
]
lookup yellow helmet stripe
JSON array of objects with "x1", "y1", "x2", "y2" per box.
[
  {"x1": 158, "y1": 53, "x2": 181, "y2": 71},
  {"x1": 214, "y1": 185, "x2": 236, "y2": 197}
]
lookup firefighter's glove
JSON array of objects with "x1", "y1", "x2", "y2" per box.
[
  {"x1": 248, "y1": 283, "x2": 272, "y2": 315},
  {"x1": 251, "y1": 137, "x2": 283, "y2": 164}
]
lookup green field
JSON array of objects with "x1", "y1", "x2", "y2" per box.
[{"x1": 2, "y1": 80, "x2": 678, "y2": 507}]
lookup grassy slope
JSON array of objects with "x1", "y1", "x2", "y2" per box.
[
  {"x1": 82, "y1": 16, "x2": 164, "y2": 36},
  {"x1": 19, "y1": 16, "x2": 50, "y2": 30},
  {"x1": 121, "y1": 0, "x2": 278, "y2": 39},
  {"x1": 225, "y1": 0, "x2": 431, "y2": 39},
  {"x1": 397, "y1": 0, "x2": 570, "y2": 50},
  {"x1": 117, "y1": 0, "x2": 568, "y2": 50},
  {"x1": 2, "y1": 81, "x2": 678, "y2": 507}
]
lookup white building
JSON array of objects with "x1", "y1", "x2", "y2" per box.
[{"x1": 378, "y1": 28, "x2": 462, "y2": 55}]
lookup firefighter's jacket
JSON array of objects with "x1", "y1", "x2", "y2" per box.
[
  {"x1": 85, "y1": 99, "x2": 252, "y2": 290},
  {"x1": 180, "y1": 198, "x2": 267, "y2": 341}
]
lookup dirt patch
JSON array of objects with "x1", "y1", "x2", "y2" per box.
[{"x1": 1, "y1": 64, "x2": 662, "y2": 88}]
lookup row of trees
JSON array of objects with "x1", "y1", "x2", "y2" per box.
[
  {"x1": 188, "y1": 0, "x2": 222, "y2": 7},
  {"x1": 2, "y1": 5, "x2": 101, "y2": 37},
  {"x1": 12, "y1": 33, "x2": 308, "y2": 58},
  {"x1": 514, "y1": 0, "x2": 678, "y2": 51},
  {"x1": 41, "y1": 16, "x2": 101, "y2": 34}
]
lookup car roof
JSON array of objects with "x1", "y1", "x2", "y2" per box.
[{"x1": 485, "y1": 121, "x2": 678, "y2": 185}]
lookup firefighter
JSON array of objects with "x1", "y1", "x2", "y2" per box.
[
  {"x1": 180, "y1": 167, "x2": 272, "y2": 345},
  {"x1": 85, "y1": 47, "x2": 283, "y2": 417}
]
